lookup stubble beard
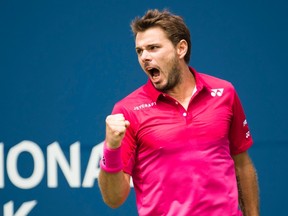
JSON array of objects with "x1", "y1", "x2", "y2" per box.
[{"x1": 157, "y1": 57, "x2": 182, "y2": 92}]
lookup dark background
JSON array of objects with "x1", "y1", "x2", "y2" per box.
[{"x1": 1, "y1": 0, "x2": 287, "y2": 215}]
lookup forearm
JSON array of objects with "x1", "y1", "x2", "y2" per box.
[
  {"x1": 98, "y1": 170, "x2": 130, "y2": 208},
  {"x1": 234, "y1": 153, "x2": 259, "y2": 216},
  {"x1": 99, "y1": 114, "x2": 131, "y2": 208}
]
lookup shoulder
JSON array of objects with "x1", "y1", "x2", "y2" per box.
[
  {"x1": 113, "y1": 84, "x2": 155, "y2": 114},
  {"x1": 198, "y1": 72, "x2": 235, "y2": 90},
  {"x1": 195, "y1": 71, "x2": 238, "y2": 103},
  {"x1": 112, "y1": 84, "x2": 157, "y2": 132},
  {"x1": 197, "y1": 72, "x2": 237, "y2": 96}
]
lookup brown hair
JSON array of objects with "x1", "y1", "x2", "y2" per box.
[{"x1": 130, "y1": 9, "x2": 191, "y2": 63}]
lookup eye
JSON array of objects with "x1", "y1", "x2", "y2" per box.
[
  {"x1": 149, "y1": 45, "x2": 158, "y2": 51},
  {"x1": 136, "y1": 48, "x2": 143, "y2": 55}
]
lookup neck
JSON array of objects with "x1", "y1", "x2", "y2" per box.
[{"x1": 166, "y1": 65, "x2": 196, "y2": 109}]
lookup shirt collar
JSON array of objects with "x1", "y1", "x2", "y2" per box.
[
  {"x1": 143, "y1": 79, "x2": 162, "y2": 102},
  {"x1": 189, "y1": 66, "x2": 210, "y2": 92}
]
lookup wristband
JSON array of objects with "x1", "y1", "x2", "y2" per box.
[{"x1": 100, "y1": 143, "x2": 123, "y2": 173}]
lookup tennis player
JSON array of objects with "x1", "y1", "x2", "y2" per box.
[{"x1": 98, "y1": 9, "x2": 259, "y2": 216}]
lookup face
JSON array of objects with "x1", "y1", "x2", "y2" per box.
[{"x1": 135, "y1": 27, "x2": 182, "y2": 92}]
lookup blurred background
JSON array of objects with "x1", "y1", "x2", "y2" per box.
[{"x1": 0, "y1": 0, "x2": 287, "y2": 215}]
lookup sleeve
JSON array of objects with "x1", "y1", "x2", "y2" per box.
[
  {"x1": 229, "y1": 89, "x2": 253, "y2": 155},
  {"x1": 111, "y1": 103, "x2": 138, "y2": 175}
]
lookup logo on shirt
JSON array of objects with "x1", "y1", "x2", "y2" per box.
[
  {"x1": 243, "y1": 119, "x2": 248, "y2": 127},
  {"x1": 211, "y1": 88, "x2": 224, "y2": 97},
  {"x1": 134, "y1": 102, "x2": 157, "y2": 111},
  {"x1": 246, "y1": 131, "x2": 250, "y2": 139}
]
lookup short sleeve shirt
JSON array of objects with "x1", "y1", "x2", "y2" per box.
[{"x1": 112, "y1": 67, "x2": 252, "y2": 216}]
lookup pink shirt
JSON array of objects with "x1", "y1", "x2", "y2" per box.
[{"x1": 112, "y1": 67, "x2": 252, "y2": 216}]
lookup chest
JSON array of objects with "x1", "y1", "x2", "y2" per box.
[{"x1": 135, "y1": 92, "x2": 233, "y2": 151}]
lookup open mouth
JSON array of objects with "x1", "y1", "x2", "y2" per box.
[{"x1": 147, "y1": 67, "x2": 160, "y2": 78}]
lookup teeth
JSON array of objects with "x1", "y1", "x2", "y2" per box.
[{"x1": 147, "y1": 67, "x2": 154, "y2": 71}]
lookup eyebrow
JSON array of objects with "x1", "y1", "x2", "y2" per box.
[{"x1": 135, "y1": 43, "x2": 160, "y2": 50}]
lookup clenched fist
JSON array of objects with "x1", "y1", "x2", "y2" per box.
[{"x1": 105, "y1": 114, "x2": 130, "y2": 149}]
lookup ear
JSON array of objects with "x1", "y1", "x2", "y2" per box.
[{"x1": 176, "y1": 39, "x2": 188, "y2": 60}]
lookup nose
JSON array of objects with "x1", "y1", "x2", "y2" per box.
[{"x1": 140, "y1": 50, "x2": 151, "y2": 62}]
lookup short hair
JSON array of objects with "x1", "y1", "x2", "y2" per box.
[{"x1": 130, "y1": 9, "x2": 191, "y2": 63}]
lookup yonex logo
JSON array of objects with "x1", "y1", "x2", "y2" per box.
[{"x1": 211, "y1": 88, "x2": 224, "y2": 97}]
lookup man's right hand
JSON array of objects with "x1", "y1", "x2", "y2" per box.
[{"x1": 105, "y1": 114, "x2": 130, "y2": 149}]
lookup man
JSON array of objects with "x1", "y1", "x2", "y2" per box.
[{"x1": 98, "y1": 9, "x2": 259, "y2": 216}]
